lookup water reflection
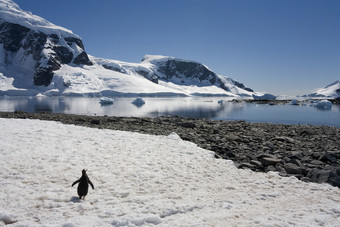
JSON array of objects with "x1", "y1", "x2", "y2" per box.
[{"x1": 0, "y1": 96, "x2": 339, "y2": 127}]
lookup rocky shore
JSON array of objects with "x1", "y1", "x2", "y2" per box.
[{"x1": 1, "y1": 111, "x2": 339, "y2": 188}]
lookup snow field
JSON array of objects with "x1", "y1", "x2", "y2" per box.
[{"x1": 0, "y1": 118, "x2": 339, "y2": 226}]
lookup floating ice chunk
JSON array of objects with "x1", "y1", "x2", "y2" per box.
[
  {"x1": 35, "y1": 93, "x2": 46, "y2": 97},
  {"x1": 99, "y1": 97, "x2": 114, "y2": 105},
  {"x1": 314, "y1": 100, "x2": 332, "y2": 109},
  {"x1": 289, "y1": 99, "x2": 299, "y2": 105}
]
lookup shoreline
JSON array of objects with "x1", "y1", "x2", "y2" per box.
[{"x1": 1, "y1": 111, "x2": 339, "y2": 188}]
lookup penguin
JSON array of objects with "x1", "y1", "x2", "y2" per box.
[{"x1": 72, "y1": 169, "x2": 94, "y2": 199}]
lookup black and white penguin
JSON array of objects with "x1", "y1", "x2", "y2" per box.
[{"x1": 72, "y1": 169, "x2": 94, "y2": 199}]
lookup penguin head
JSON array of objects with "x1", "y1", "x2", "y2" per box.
[{"x1": 82, "y1": 169, "x2": 87, "y2": 175}]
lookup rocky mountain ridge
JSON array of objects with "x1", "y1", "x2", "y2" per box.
[{"x1": 0, "y1": 0, "x2": 257, "y2": 97}]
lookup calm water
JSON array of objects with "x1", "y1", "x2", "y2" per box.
[{"x1": 0, "y1": 96, "x2": 339, "y2": 127}]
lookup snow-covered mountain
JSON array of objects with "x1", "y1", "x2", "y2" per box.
[
  {"x1": 91, "y1": 55, "x2": 255, "y2": 97},
  {"x1": 305, "y1": 80, "x2": 340, "y2": 98},
  {"x1": 0, "y1": 0, "x2": 260, "y2": 97}
]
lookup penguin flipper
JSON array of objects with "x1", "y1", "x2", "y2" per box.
[
  {"x1": 72, "y1": 179, "x2": 80, "y2": 187},
  {"x1": 88, "y1": 180, "x2": 94, "y2": 190}
]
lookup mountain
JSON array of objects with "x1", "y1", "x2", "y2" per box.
[
  {"x1": 0, "y1": 0, "x2": 261, "y2": 98},
  {"x1": 91, "y1": 55, "x2": 255, "y2": 97},
  {"x1": 305, "y1": 80, "x2": 340, "y2": 98},
  {"x1": 0, "y1": 0, "x2": 92, "y2": 90}
]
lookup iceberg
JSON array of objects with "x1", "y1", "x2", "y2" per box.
[
  {"x1": 99, "y1": 97, "x2": 114, "y2": 105},
  {"x1": 314, "y1": 100, "x2": 332, "y2": 109}
]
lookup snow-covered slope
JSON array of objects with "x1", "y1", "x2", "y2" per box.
[
  {"x1": 91, "y1": 55, "x2": 255, "y2": 97},
  {"x1": 0, "y1": 0, "x2": 261, "y2": 98},
  {"x1": 306, "y1": 80, "x2": 340, "y2": 98},
  {"x1": 0, "y1": 0, "x2": 76, "y2": 38},
  {"x1": 0, "y1": 0, "x2": 93, "y2": 91},
  {"x1": 1, "y1": 118, "x2": 339, "y2": 226}
]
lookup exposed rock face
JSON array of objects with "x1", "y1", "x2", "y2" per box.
[
  {"x1": 95, "y1": 55, "x2": 255, "y2": 95},
  {"x1": 0, "y1": 21, "x2": 92, "y2": 87},
  {"x1": 142, "y1": 57, "x2": 254, "y2": 93}
]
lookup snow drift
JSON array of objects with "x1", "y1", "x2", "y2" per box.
[{"x1": 0, "y1": 118, "x2": 339, "y2": 226}]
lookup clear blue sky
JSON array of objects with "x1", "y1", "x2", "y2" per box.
[{"x1": 14, "y1": 0, "x2": 340, "y2": 95}]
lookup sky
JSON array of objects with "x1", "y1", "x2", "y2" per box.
[{"x1": 13, "y1": 0, "x2": 340, "y2": 95}]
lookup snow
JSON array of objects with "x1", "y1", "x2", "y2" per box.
[
  {"x1": 0, "y1": 0, "x2": 78, "y2": 38},
  {"x1": 88, "y1": 55, "x2": 255, "y2": 98},
  {"x1": 1, "y1": 118, "x2": 339, "y2": 226},
  {"x1": 307, "y1": 80, "x2": 340, "y2": 98}
]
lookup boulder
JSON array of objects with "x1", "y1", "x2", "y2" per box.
[
  {"x1": 307, "y1": 168, "x2": 340, "y2": 187},
  {"x1": 250, "y1": 160, "x2": 263, "y2": 167},
  {"x1": 261, "y1": 157, "x2": 282, "y2": 167},
  {"x1": 319, "y1": 153, "x2": 338, "y2": 164},
  {"x1": 284, "y1": 163, "x2": 302, "y2": 175}
]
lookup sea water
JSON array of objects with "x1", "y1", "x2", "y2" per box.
[{"x1": 0, "y1": 96, "x2": 339, "y2": 127}]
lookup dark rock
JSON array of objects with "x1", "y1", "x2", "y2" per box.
[
  {"x1": 0, "y1": 22, "x2": 30, "y2": 52},
  {"x1": 289, "y1": 151, "x2": 303, "y2": 160},
  {"x1": 275, "y1": 165, "x2": 287, "y2": 175},
  {"x1": 250, "y1": 160, "x2": 262, "y2": 167},
  {"x1": 264, "y1": 141, "x2": 275, "y2": 150},
  {"x1": 34, "y1": 66, "x2": 54, "y2": 86},
  {"x1": 73, "y1": 51, "x2": 93, "y2": 65},
  {"x1": 284, "y1": 163, "x2": 302, "y2": 175},
  {"x1": 257, "y1": 153, "x2": 278, "y2": 159},
  {"x1": 300, "y1": 177, "x2": 311, "y2": 182},
  {"x1": 311, "y1": 160, "x2": 326, "y2": 166},
  {"x1": 261, "y1": 157, "x2": 282, "y2": 167},
  {"x1": 53, "y1": 46, "x2": 73, "y2": 64},
  {"x1": 177, "y1": 122, "x2": 196, "y2": 129},
  {"x1": 307, "y1": 168, "x2": 340, "y2": 187},
  {"x1": 239, "y1": 162, "x2": 256, "y2": 169},
  {"x1": 222, "y1": 150, "x2": 236, "y2": 159},
  {"x1": 319, "y1": 153, "x2": 338, "y2": 164},
  {"x1": 282, "y1": 157, "x2": 291, "y2": 163},
  {"x1": 65, "y1": 37, "x2": 85, "y2": 49},
  {"x1": 273, "y1": 136, "x2": 295, "y2": 143},
  {"x1": 90, "y1": 119, "x2": 100, "y2": 125},
  {"x1": 266, "y1": 166, "x2": 276, "y2": 172},
  {"x1": 289, "y1": 158, "x2": 303, "y2": 167}
]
